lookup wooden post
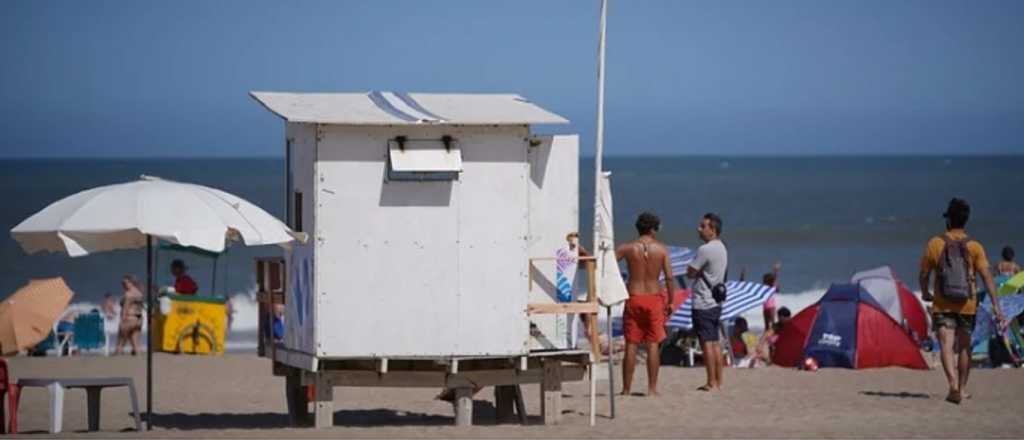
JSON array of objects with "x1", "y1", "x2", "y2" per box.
[
  {"x1": 584, "y1": 260, "x2": 601, "y2": 362},
  {"x1": 285, "y1": 369, "x2": 309, "y2": 426},
  {"x1": 313, "y1": 375, "x2": 333, "y2": 429},
  {"x1": 512, "y1": 385, "x2": 527, "y2": 425},
  {"x1": 495, "y1": 386, "x2": 515, "y2": 424},
  {"x1": 453, "y1": 387, "x2": 473, "y2": 427},
  {"x1": 540, "y1": 360, "x2": 563, "y2": 425}
]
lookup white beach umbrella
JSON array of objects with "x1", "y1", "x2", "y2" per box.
[
  {"x1": 12, "y1": 175, "x2": 298, "y2": 257},
  {"x1": 10, "y1": 175, "x2": 299, "y2": 431}
]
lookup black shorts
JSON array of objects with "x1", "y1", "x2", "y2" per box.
[{"x1": 693, "y1": 306, "x2": 722, "y2": 342}]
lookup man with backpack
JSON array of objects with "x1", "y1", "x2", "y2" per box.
[{"x1": 919, "y1": 198, "x2": 1006, "y2": 404}]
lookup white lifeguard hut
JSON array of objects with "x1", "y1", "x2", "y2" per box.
[{"x1": 251, "y1": 91, "x2": 601, "y2": 428}]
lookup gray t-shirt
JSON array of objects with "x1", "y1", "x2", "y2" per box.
[{"x1": 689, "y1": 239, "x2": 728, "y2": 310}]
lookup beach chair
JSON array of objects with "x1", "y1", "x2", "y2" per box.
[
  {"x1": 54, "y1": 320, "x2": 74, "y2": 356},
  {"x1": 34, "y1": 321, "x2": 75, "y2": 357},
  {"x1": 71, "y1": 311, "x2": 108, "y2": 355},
  {"x1": 0, "y1": 359, "x2": 19, "y2": 434}
]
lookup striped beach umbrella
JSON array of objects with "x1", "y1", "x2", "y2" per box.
[
  {"x1": 668, "y1": 246, "x2": 696, "y2": 278},
  {"x1": 667, "y1": 280, "x2": 776, "y2": 329}
]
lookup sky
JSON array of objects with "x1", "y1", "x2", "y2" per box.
[{"x1": 1, "y1": 0, "x2": 1022, "y2": 158}]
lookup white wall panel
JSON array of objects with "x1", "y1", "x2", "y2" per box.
[
  {"x1": 284, "y1": 122, "x2": 318, "y2": 354},
  {"x1": 527, "y1": 135, "x2": 580, "y2": 350},
  {"x1": 313, "y1": 125, "x2": 532, "y2": 357}
]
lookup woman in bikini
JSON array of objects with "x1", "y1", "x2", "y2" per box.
[{"x1": 116, "y1": 275, "x2": 145, "y2": 355}]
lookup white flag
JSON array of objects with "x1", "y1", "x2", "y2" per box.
[{"x1": 595, "y1": 171, "x2": 629, "y2": 306}]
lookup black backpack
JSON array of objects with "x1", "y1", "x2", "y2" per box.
[{"x1": 938, "y1": 235, "x2": 973, "y2": 303}]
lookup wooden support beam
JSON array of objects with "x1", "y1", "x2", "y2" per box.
[
  {"x1": 313, "y1": 375, "x2": 334, "y2": 429},
  {"x1": 584, "y1": 259, "x2": 602, "y2": 363},
  {"x1": 284, "y1": 369, "x2": 310, "y2": 426},
  {"x1": 453, "y1": 387, "x2": 473, "y2": 427},
  {"x1": 495, "y1": 386, "x2": 515, "y2": 424},
  {"x1": 530, "y1": 256, "x2": 597, "y2": 262},
  {"x1": 318, "y1": 366, "x2": 585, "y2": 389},
  {"x1": 513, "y1": 385, "x2": 528, "y2": 425},
  {"x1": 256, "y1": 292, "x2": 285, "y2": 304},
  {"x1": 527, "y1": 302, "x2": 599, "y2": 315},
  {"x1": 540, "y1": 360, "x2": 563, "y2": 425},
  {"x1": 377, "y1": 358, "x2": 388, "y2": 374}
]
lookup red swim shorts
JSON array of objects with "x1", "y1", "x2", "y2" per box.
[{"x1": 623, "y1": 292, "x2": 668, "y2": 344}]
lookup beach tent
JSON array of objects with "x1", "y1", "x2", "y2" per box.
[
  {"x1": 972, "y1": 292, "x2": 1024, "y2": 366},
  {"x1": 851, "y1": 266, "x2": 929, "y2": 343},
  {"x1": 773, "y1": 283, "x2": 927, "y2": 370}
]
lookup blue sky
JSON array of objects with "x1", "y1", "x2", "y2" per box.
[{"x1": 1, "y1": 0, "x2": 1022, "y2": 157}]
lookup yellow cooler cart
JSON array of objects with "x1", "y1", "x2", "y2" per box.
[{"x1": 153, "y1": 294, "x2": 227, "y2": 355}]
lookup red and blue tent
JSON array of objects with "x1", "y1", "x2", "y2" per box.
[{"x1": 773, "y1": 283, "x2": 927, "y2": 370}]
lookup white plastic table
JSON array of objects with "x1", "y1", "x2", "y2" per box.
[{"x1": 16, "y1": 377, "x2": 141, "y2": 433}]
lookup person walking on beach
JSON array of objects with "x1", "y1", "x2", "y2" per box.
[
  {"x1": 687, "y1": 213, "x2": 728, "y2": 391},
  {"x1": 616, "y1": 211, "x2": 675, "y2": 397},
  {"x1": 919, "y1": 198, "x2": 1006, "y2": 404},
  {"x1": 116, "y1": 275, "x2": 144, "y2": 355}
]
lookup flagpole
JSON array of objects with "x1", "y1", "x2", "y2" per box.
[{"x1": 593, "y1": 0, "x2": 616, "y2": 419}]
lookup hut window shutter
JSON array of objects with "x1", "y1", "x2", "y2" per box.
[{"x1": 386, "y1": 136, "x2": 462, "y2": 181}]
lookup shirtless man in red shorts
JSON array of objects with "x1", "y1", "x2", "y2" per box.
[{"x1": 617, "y1": 211, "x2": 675, "y2": 396}]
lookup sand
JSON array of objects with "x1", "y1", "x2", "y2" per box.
[{"x1": 5, "y1": 353, "x2": 1022, "y2": 438}]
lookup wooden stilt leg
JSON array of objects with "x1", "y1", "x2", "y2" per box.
[
  {"x1": 512, "y1": 385, "x2": 527, "y2": 425},
  {"x1": 495, "y1": 386, "x2": 515, "y2": 424},
  {"x1": 313, "y1": 375, "x2": 333, "y2": 429},
  {"x1": 285, "y1": 370, "x2": 309, "y2": 426},
  {"x1": 540, "y1": 360, "x2": 563, "y2": 425},
  {"x1": 453, "y1": 387, "x2": 473, "y2": 427}
]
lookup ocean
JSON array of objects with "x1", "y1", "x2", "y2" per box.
[{"x1": 3, "y1": 156, "x2": 1022, "y2": 346}]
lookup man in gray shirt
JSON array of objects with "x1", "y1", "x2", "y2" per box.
[{"x1": 687, "y1": 212, "x2": 728, "y2": 392}]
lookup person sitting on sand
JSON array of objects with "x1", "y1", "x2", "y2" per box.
[
  {"x1": 169, "y1": 259, "x2": 199, "y2": 295},
  {"x1": 754, "y1": 307, "x2": 791, "y2": 366},
  {"x1": 730, "y1": 317, "x2": 758, "y2": 367},
  {"x1": 116, "y1": 275, "x2": 144, "y2": 355},
  {"x1": 998, "y1": 246, "x2": 1021, "y2": 277},
  {"x1": 687, "y1": 212, "x2": 728, "y2": 392},
  {"x1": 919, "y1": 198, "x2": 1006, "y2": 404},
  {"x1": 616, "y1": 211, "x2": 675, "y2": 397},
  {"x1": 101, "y1": 292, "x2": 118, "y2": 321}
]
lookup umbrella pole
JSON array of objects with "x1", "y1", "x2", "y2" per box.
[
  {"x1": 593, "y1": 0, "x2": 614, "y2": 419},
  {"x1": 606, "y1": 306, "x2": 616, "y2": 418},
  {"x1": 146, "y1": 235, "x2": 153, "y2": 431}
]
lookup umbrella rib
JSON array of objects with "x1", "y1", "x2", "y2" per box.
[{"x1": 188, "y1": 184, "x2": 268, "y2": 244}]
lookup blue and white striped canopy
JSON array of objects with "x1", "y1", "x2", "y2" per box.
[
  {"x1": 668, "y1": 280, "x2": 776, "y2": 329},
  {"x1": 668, "y1": 246, "x2": 696, "y2": 278}
]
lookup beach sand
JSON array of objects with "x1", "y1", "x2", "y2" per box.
[{"x1": 6, "y1": 353, "x2": 1021, "y2": 438}]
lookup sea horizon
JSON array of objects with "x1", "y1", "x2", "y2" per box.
[{"x1": 2, "y1": 152, "x2": 1023, "y2": 160}]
